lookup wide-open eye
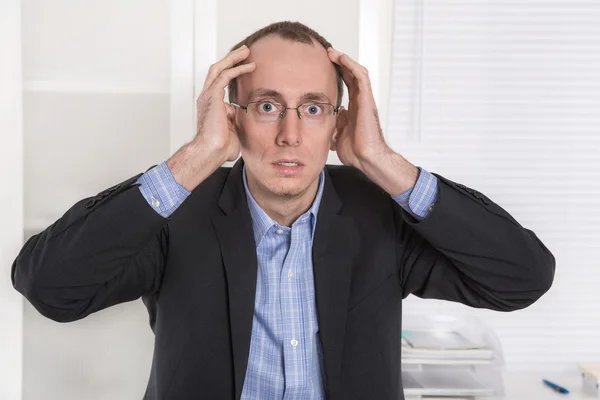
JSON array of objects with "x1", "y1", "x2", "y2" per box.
[
  {"x1": 302, "y1": 103, "x2": 324, "y2": 116},
  {"x1": 257, "y1": 101, "x2": 280, "y2": 114}
]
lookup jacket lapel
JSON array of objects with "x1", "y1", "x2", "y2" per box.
[
  {"x1": 212, "y1": 159, "x2": 258, "y2": 400},
  {"x1": 312, "y1": 168, "x2": 356, "y2": 399}
]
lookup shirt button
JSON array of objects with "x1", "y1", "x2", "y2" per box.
[
  {"x1": 151, "y1": 197, "x2": 160, "y2": 208},
  {"x1": 291, "y1": 339, "x2": 298, "y2": 348},
  {"x1": 288, "y1": 270, "x2": 294, "y2": 279},
  {"x1": 276, "y1": 229, "x2": 283, "y2": 234}
]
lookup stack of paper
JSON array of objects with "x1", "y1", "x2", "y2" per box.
[
  {"x1": 401, "y1": 330, "x2": 495, "y2": 364},
  {"x1": 401, "y1": 329, "x2": 501, "y2": 398},
  {"x1": 400, "y1": 315, "x2": 505, "y2": 398},
  {"x1": 402, "y1": 369, "x2": 495, "y2": 397}
]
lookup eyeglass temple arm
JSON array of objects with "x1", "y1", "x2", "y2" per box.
[{"x1": 230, "y1": 102, "x2": 249, "y2": 113}]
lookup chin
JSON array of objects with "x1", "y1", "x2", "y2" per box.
[{"x1": 266, "y1": 179, "x2": 307, "y2": 198}]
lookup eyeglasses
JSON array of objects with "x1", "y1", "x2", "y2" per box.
[{"x1": 230, "y1": 101, "x2": 339, "y2": 125}]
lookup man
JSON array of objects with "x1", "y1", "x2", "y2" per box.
[{"x1": 12, "y1": 21, "x2": 555, "y2": 399}]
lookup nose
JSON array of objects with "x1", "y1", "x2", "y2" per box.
[{"x1": 275, "y1": 109, "x2": 302, "y2": 147}]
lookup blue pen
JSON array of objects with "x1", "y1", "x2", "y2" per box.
[{"x1": 543, "y1": 379, "x2": 570, "y2": 395}]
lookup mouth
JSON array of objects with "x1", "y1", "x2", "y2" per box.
[
  {"x1": 272, "y1": 159, "x2": 304, "y2": 176},
  {"x1": 274, "y1": 162, "x2": 301, "y2": 167}
]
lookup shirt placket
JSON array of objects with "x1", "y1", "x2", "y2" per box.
[{"x1": 281, "y1": 221, "x2": 307, "y2": 399}]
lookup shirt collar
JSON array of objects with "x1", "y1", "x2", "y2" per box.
[{"x1": 242, "y1": 164, "x2": 325, "y2": 248}]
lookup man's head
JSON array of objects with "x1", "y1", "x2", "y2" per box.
[{"x1": 227, "y1": 21, "x2": 344, "y2": 202}]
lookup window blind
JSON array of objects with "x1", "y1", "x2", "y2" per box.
[{"x1": 387, "y1": 0, "x2": 600, "y2": 371}]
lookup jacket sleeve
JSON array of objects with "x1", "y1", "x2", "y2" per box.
[
  {"x1": 396, "y1": 173, "x2": 556, "y2": 311},
  {"x1": 11, "y1": 172, "x2": 170, "y2": 323}
]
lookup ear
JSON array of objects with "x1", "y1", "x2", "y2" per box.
[
  {"x1": 329, "y1": 130, "x2": 337, "y2": 151},
  {"x1": 330, "y1": 107, "x2": 345, "y2": 151},
  {"x1": 225, "y1": 102, "x2": 236, "y2": 119},
  {"x1": 335, "y1": 107, "x2": 348, "y2": 131}
]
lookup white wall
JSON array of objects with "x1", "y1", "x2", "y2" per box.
[
  {"x1": 0, "y1": 2, "x2": 24, "y2": 399},
  {"x1": 216, "y1": 0, "x2": 358, "y2": 58}
]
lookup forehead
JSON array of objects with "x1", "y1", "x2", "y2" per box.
[{"x1": 237, "y1": 36, "x2": 337, "y2": 102}]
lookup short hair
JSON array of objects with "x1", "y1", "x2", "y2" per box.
[{"x1": 227, "y1": 21, "x2": 344, "y2": 107}]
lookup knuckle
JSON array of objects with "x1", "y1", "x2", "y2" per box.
[
  {"x1": 207, "y1": 64, "x2": 216, "y2": 74},
  {"x1": 220, "y1": 69, "x2": 234, "y2": 82},
  {"x1": 219, "y1": 69, "x2": 230, "y2": 79}
]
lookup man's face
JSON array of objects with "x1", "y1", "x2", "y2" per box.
[{"x1": 235, "y1": 36, "x2": 339, "y2": 199}]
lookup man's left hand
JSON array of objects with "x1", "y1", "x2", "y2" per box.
[
  {"x1": 327, "y1": 47, "x2": 392, "y2": 170},
  {"x1": 327, "y1": 47, "x2": 419, "y2": 195}
]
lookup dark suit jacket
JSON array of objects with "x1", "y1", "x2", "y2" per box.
[{"x1": 12, "y1": 159, "x2": 555, "y2": 399}]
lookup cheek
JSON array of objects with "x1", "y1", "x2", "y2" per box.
[
  {"x1": 318, "y1": 127, "x2": 337, "y2": 148},
  {"x1": 237, "y1": 123, "x2": 271, "y2": 157},
  {"x1": 236, "y1": 120, "x2": 256, "y2": 148}
]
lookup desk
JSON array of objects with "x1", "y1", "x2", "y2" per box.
[
  {"x1": 405, "y1": 371, "x2": 592, "y2": 400},
  {"x1": 495, "y1": 371, "x2": 591, "y2": 400}
]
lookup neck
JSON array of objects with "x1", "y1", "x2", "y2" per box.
[{"x1": 246, "y1": 174, "x2": 320, "y2": 227}]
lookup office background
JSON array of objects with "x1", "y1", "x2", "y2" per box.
[{"x1": 0, "y1": 0, "x2": 598, "y2": 399}]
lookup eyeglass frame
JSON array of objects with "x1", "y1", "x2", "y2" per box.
[{"x1": 230, "y1": 100, "x2": 340, "y2": 122}]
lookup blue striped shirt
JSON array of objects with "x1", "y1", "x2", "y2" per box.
[{"x1": 136, "y1": 161, "x2": 438, "y2": 399}]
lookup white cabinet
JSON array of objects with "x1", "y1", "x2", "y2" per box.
[
  {"x1": 22, "y1": 0, "x2": 173, "y2": 236},
  {"x1": 19, "y1": 1, "x2": 178, "y2": 399}
]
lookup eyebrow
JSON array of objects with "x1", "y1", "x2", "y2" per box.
[{"x1": 248, "y1": 88, "x2": 332, "y2": 104}]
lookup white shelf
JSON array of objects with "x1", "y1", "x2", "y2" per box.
[{"x1": 23, "y1": 80, "x2": 170, "y2": 94}]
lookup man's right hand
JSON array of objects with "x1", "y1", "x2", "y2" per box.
[
  {"x1": 197, "y1": 45, "x2": 255, "y2": 162},
  {"x1": 167, "y1": 45, "x2": 255, "y2": 191}
]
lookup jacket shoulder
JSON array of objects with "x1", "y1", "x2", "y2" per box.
[{"x1": 325, "y1": 164, "x2": 392, "y2": 206}]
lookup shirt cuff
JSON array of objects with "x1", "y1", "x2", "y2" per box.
[
  {"x1": 136, "y1": 161, "x2": 191, "y2": 217},
  {"x1": 392, "y1": 167, "x2": 439, "y2": 220}
]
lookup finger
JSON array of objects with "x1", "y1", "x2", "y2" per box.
[
  {"x1": 341, "y1": 67, "x2": 356, "y2": 95},
  {"x1": 211, "y1": 62, "x2": 256, "y2": 92},
  {"x1": 328, "y1": 47, "x2": 367, "y2": 78},
  {"x1": 327, "y1": 48, "x2": 371, "y2": 92},
  {"x1": 333, "y1": 59, "x2": 356, "y2": 93},
  {"x1": 328, "y1": 50, "x2": 357, "y2": 96},
  {"x1": 204, "y1": 45, "x2": 250, "y2": 90},
  {"x1": 328, "y1": 49, "x2": 353, "y2": 88},
  {"x1": 203, "y1": 45, "x2": 250, "y2": 91}
]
